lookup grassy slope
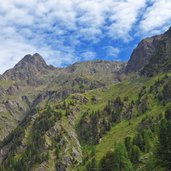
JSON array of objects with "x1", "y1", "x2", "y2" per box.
[
  {"x1": 72, "y1": 73, "x2": 171, "y2": 170},
  {"x1": 95, "y1": 104, "x2": 165, "y2": 162}
]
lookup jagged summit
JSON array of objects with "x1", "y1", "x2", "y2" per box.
[
  {"x1": 14, "y1": 53, "x2": 50, "y2": 69},
  {"x1": 3, "y1": 53, "x2": 56, "y2": 82},
  {"x1": 20, "y1": 53, "x2": 46, "y2": 64}
]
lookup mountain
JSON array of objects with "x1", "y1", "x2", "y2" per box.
[
  {"x1": 126, "y1": 27, "x2": 171, "y2": 74},
  {"x1": 0, "y1": 56, "x2": 126, "y2": 140},
  {"x1": 141, "y1": 27, "x2": 171, "y2": 76},
  {"x1": 0, "y1": 28, "x2": 171, "y2": 171},
  {"x1": 125, "y1": 35, "x2": 161, "y2": 73},
  {"x1": 3, "y1": 53, "x2": 57, "y2": 84}
]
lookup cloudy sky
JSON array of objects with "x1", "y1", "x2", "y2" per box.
[{"x1": 0, "y1": 0, "x2": 171, "y2": 73}]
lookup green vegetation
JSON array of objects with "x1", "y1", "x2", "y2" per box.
[
  {"x1": 99, "y1": 143, "x2": 133, "y2": 171},
  {"x1": 1, "y1": 73, "x2": 171, "y2": 171},
  {"x1": 75, "y1": 74, "x2": 171, "y2": 171}
]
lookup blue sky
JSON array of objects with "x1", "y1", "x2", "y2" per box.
[{"x1": 0, "y1": 0, "x2": 171, "y2": 73}]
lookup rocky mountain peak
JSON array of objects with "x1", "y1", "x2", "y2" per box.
[
  {"x1": 14, "y1": 53, "x2": 48, "y2": 69},
  {"x1": 3, "y1": 53, "x2": 56, "y2": 82}
]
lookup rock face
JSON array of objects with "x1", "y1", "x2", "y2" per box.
[
  {"x1": 125, "y1": 27, "x2": 171, "y2": 73},
  {"x1": 0, "y1": 87, "x2": 6, "y2": 99},
  {"x1": 141, "y1": 27, "x2": 171, "y2": 76},
  {"x1": 125, "y1": 35, "x2": 162, "y2": 73}
]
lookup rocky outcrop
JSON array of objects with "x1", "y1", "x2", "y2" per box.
[
  {"x1": 126, "y1": 27, "x2": 171, "y2": 74},
  {"x1": 141, "y1": 27, "x2": 171, "y2": 76},
  {"x1": 0, "y1": 75, "x2": 5, "y2": 81},
  {"x1": 0, "y1": 87, "x2": 6, "y2": 99},
  {"x1": 7, "y1": 84, "x2": 21, "y2": 96},
  {"x1": 125, "y1": 35, "x2": 162, "y2": 73}
]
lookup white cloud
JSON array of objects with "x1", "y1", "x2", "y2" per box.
[
  {"x1": 0, "y1": 39, "x2": 35, "y2": 74},
  {"x1": 81, "y1": 51, "x2": 97, "y2": 61},
  {"x1": 0, "y1": 0, "x2": 171, "y2": 74},
  {"x1": 139, "y1": 0, "x2": 171, "y2": 35},
  {"x1": 107, "y1": 0, "x2": 146, "y2": 41},
  {"x1": 103, "y1": 46, "x2": 120, "y2": 59}
]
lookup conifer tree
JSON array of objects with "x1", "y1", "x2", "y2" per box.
[{"x1": 99, "y1": 143, "x2": 133, "y2": 171}]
